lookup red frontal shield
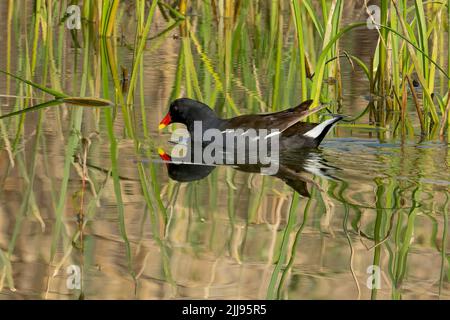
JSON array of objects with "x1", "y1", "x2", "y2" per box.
[{"x1": 159, "y1": 113, "x2": 172, "y2": 129}]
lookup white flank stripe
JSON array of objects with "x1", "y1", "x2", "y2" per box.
[
  {"x1": 264, "y1": 131, "x2": 281, "y2": 140},
  {"x1": 303, "y1": 117, "x2": 339, "y2": 139}
]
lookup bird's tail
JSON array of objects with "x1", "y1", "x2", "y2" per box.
[{"x1": 303, "y1": 115, "x2": 343, "y2": 146}]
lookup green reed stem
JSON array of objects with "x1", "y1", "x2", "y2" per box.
[
  {"x1": 291, "y1": 0, "x2": 307, "y2": 101},
  {"x1": 271, "y1": 11, "x2": 282, "y2": 111},
  {"x1": 101, "y1": 40, "x2": 136, "y2": 280},
  {"x1": 126, "y1": 0, "x2": 158, "y2": 107}
]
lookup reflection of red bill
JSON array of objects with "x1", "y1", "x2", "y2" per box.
[
  {"x1": 158, "y1": 113, "x2": 172, "y2": 130},
  {"x1": 158, "y1": 148, "x2": 171, "y2": 162}
]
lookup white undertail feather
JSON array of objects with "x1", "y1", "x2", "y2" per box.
[{"x1": 303, "y1": 117, "x2": 341, "y2": 139}]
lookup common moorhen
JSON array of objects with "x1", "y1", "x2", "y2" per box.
[{"x1": 159, "y1": 98, "x2": 343, "y2": 149}]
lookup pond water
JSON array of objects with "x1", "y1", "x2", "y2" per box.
[{"x1": 0, "y1": 1, "x2": 449, "y2": 299}]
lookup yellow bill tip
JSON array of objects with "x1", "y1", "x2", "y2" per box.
[{"x1": 158, "y1": 123, "x2": 167, "y2": 130}]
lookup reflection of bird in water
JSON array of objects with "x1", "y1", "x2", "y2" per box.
[
  {"x1": 158, "y1": 148, "x2": 216, "y2": 182},
  {"x1": 158, "y1": 147, "x2": 339, "y2": 197}
]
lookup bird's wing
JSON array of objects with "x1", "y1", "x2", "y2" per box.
[{"x1": 224, "y1": 100, "x2": 326, "y2": 133}]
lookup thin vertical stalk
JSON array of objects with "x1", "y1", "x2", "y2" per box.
[
  {"x1": 378, "y1": 0, "x2": 388, "y2": 96},
  {"x1": 291, "y1": 0, "x2": 307, "y2": 101},
  {"x1": 271, "y1": 6, "x2": 282, "y2": 111}
]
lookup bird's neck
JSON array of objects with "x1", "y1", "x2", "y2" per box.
[{"x1": 186, "y1": 115, "x2": 225, "y2": 135}]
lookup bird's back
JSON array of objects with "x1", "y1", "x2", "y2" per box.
[{"x1": 222, "y1": 100, "x2": 315, "y2": 132}]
